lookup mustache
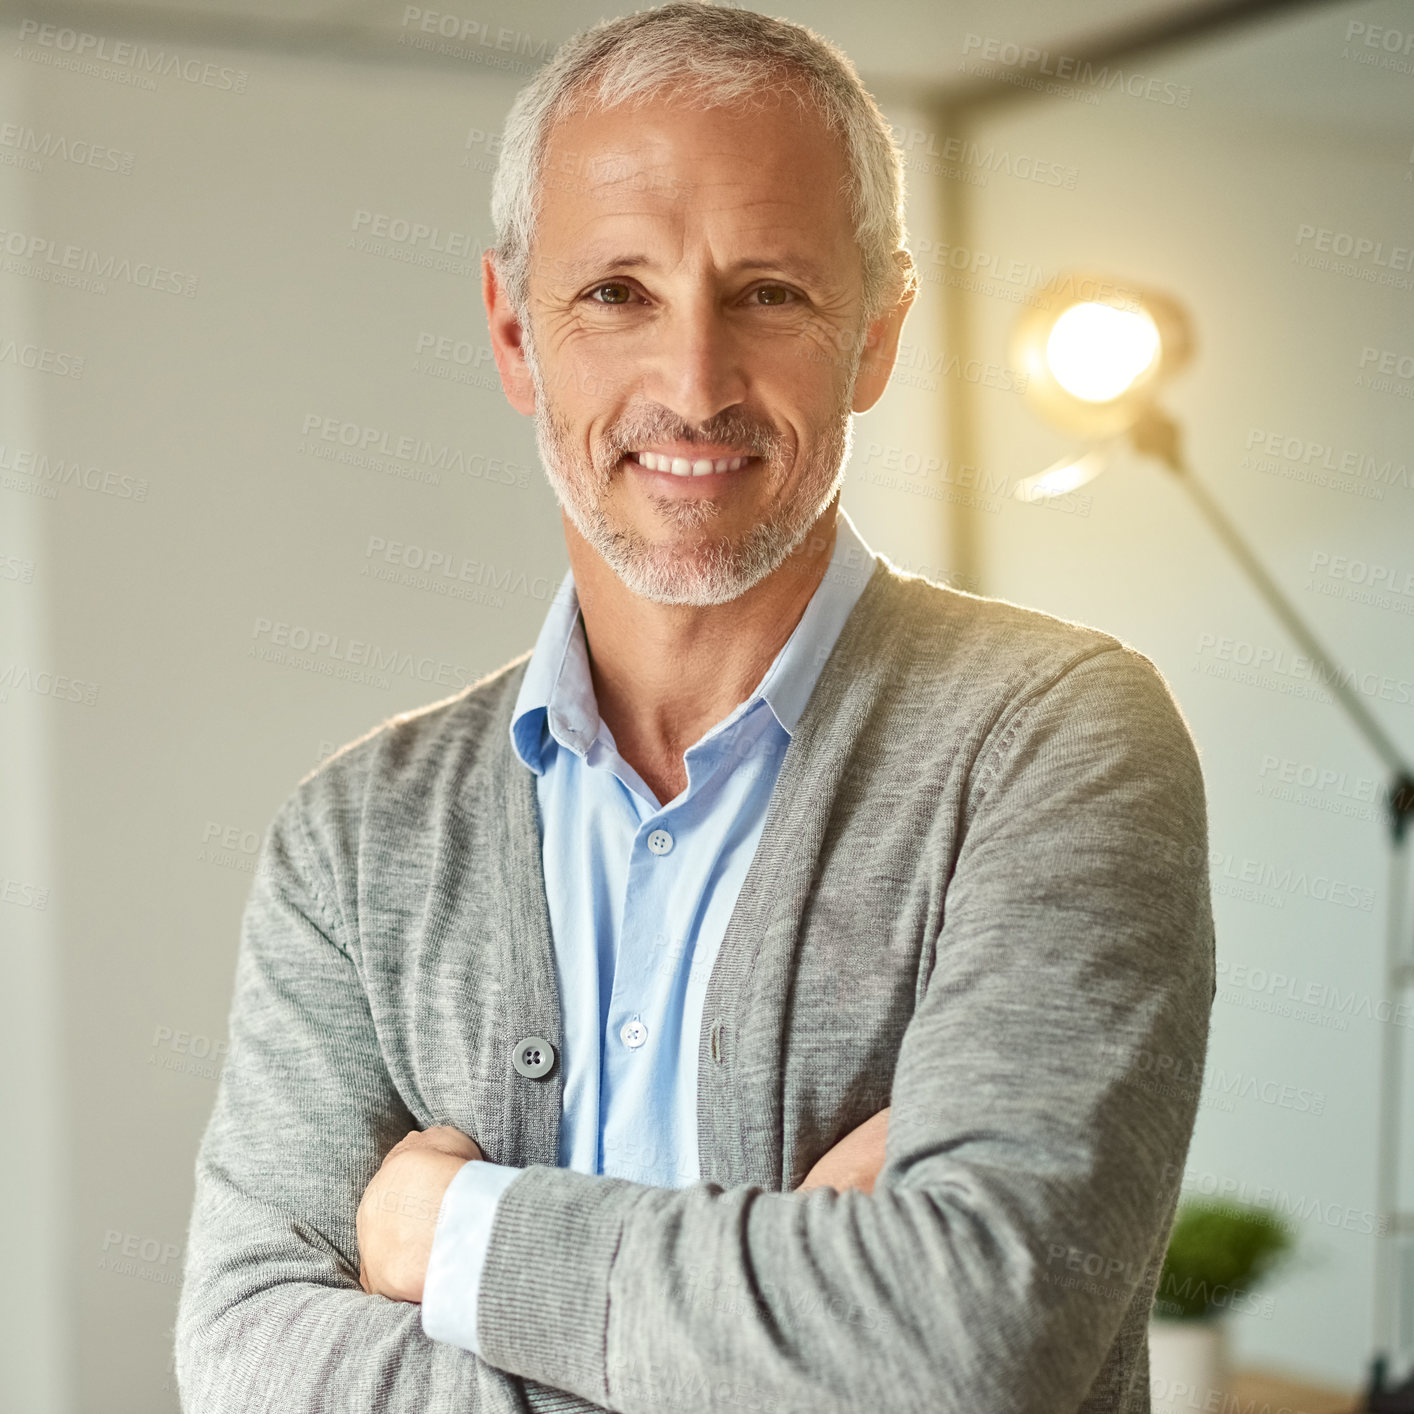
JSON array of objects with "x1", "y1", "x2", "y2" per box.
[{"x1": 598, "y1": 404, "x2": 784, "y2": 463}]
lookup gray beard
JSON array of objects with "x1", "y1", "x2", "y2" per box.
[{"x1": 524, "y1": 331, "x2": 857, "y2": 607}]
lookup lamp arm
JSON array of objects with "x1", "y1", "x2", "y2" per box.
[
  {"x1": 1176, "y1": 461, "x2": 1409, "y2": 779},
  {"x1": 1131, "y1": 407, "x2": 1414, "y2": 832},
  {"x1": 1127, "y1": 406, "x2": 1414, "y2": 1398}
]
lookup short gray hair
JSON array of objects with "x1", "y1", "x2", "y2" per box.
[{"x1": 490, "y1": 2, "x2": 915, "y2": 327}]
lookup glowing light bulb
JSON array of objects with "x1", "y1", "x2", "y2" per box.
[{"x1": 1044, "y1": 302, "x2": 1161, "y2": 403}]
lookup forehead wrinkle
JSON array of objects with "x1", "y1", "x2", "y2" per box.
[
  {"x1": 544, "y1": 121, "x2": 846, "y2": 210},
  {"x1": 542, "y1": 201, "x2": 851, "y2": 287},
  {"x1": 572, "y1": 180, "x2": 828, "y2": 227}
]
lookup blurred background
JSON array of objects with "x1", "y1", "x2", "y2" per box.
[{"x1": 1, "y1": 0, "x2": 1411, "y2": 1409}]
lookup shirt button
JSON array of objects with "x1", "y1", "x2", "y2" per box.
[
  {"x1": 620, "y1": 1018, "x2": 648, "y2": 1049},
  {"x1": 647, "y1": 828, "x2": 674, "y2": 855}
]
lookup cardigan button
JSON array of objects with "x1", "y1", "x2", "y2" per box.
[{"x1": 511, "y1": 1035, "x2": 556, "y2": 1079}]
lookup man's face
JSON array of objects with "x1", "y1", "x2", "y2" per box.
[{"x1": 490, "y1": 89, "x2": 903, "y2": 605}]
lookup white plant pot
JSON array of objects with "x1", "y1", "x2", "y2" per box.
[{"x1": 1149, "y1": 1316, "x2": 1231, "y2": 1413}]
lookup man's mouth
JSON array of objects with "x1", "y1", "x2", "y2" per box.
[{"x1": 626, "y1": 450, "x2": 755, "y2": 478}]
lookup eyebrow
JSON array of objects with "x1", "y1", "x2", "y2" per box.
[{"x1": 544, "y1": 252, "x2": 833, "y2": 290}]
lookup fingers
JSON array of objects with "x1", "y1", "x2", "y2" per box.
[
  {"x1": 422, "y1": 1125, "x2": 482, "y2": 1160},
  {"x1": 390, "y1": 1125, "x2": 482, "y2": 1160}
]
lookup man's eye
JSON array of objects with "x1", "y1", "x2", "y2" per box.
[
  {"x1": 588, "y1": 283, "x2": 634, "y2": 305},
  {"x1": 752, "y1": 285, "x2": 795, "y2": 306}
]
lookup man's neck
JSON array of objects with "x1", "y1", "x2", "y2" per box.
[{"x1": 563, "y1": 503, "x2": 840, "y2": 806}]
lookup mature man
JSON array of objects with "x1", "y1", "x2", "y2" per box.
[{"x1": 176, "y1": 6, "x2": 1215, "y2": 1413}]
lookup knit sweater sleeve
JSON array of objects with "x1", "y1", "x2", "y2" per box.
[
  {"x1": 173, "y1": 786, "x2": 551, "y2": 1413},
  {"x1": 468, "y1": 643, "x2": 1217, "y2": 1414}
]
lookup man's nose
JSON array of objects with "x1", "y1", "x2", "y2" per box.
[{"x1": 648, "y1": 301, "x2": 749, "y2": 427}]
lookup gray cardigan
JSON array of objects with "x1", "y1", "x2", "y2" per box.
[{"x1": 175, "y1": 555, "x2": 1215, "y2": 1414}]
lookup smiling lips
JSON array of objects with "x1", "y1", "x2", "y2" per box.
[{"x1": 629, "y1": 450, "x2": 753, "y2": 478}]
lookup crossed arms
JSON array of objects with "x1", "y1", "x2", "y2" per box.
[
  {"x1": 175, "y1": 647, "x2": 1215, "y2": 1414},
  {"x1": 354, "y1": 1112, "x2": 892, "y2": 1304}
]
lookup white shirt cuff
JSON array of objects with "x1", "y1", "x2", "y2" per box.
[{"x1": 420, "y1": 1159, "x2": 525, "y2": 1354}]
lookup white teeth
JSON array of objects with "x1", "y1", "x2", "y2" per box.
[{"x1": 631, "y1": 452, "x2": 750, "y2": 476}]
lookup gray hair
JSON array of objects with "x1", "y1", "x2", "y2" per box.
[{"x1": 489, "y1": 2, "x2": 916, "y2": 329}]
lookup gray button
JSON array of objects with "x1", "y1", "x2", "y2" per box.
[
  {"x1": 511, "y1": 1035, "x2": 556, "y2": 1078},
  {"x1": 647, "y1": 828, "x2": 674, "y2": 855},
  {"x1": 620, "y1": 1017, "x2": 648, "y2": 1049}
]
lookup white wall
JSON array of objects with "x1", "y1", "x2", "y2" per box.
[
  {"x1": 0, "y1": 52, "x2": 71, "y2": 1414},
  {"x1": 0, "y1": 14, "x2": 946, "y2": 1409}
]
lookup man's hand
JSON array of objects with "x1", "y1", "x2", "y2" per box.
[
  {"x1": 357, "y1": 1125, "x2": 482, "y2": 1303},
  {"x1": 796, "y1": 1106, "x2": 890, "y2": 1194}
]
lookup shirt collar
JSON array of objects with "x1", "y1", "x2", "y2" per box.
[{"x1": 509, "y1": 505, "x2": 876, "y2": 774}]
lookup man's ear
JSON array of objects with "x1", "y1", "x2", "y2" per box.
[
  {"x1": 851, "y1": 258, "x2": 917, "y2": 415},
  {"x1": 482, "y1": 250, "x2": 537, "y2": 416}
]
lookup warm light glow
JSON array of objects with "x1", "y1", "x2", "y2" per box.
[
  {"x1": 1044, "y1": 302, "x2": 1161, "y2": 403},
  {"x1": 1013, "y1": 444, "x2": 1114, "y2": 500}
]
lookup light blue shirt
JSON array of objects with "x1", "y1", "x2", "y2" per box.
[{"x1": 420, "y1": 507, "x2": 876, "y2": 1354}]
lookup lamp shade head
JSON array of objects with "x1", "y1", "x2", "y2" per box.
[{"x1": 1011, "y1": 272, "x2": 1193, "y2": 439}]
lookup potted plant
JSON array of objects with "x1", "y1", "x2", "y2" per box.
[{"x1": 1149, "y1": 1198, "x2": 1295, "y2": 1413}]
